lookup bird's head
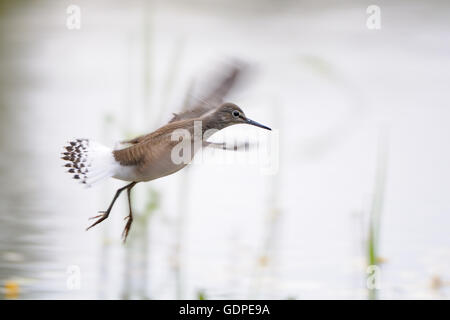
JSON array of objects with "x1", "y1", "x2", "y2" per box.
[{"x1": 212, "y1": 102, "x2": 271, "y2": 131}]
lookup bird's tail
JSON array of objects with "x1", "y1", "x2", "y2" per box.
[{"x1": 61, "y1": 138, "x2": 117, "y2": 187}]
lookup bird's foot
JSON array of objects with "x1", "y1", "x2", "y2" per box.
[
  {"x1": 86, "y1": 211, "x2": 110, "y2": 231},
  {"x1": 121, "y1": 215, "x2": 133, "y2": 243},
  {"x1": 88, "y1": 211, "x2": 107, "y2": 220}
]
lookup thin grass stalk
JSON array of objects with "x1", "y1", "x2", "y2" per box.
[{"x1": 367, "y1": 128, "x2": 389, "y2": 300}]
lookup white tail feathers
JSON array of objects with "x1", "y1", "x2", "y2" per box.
[{"x1": 62, "y1": 139, "x2": 118, "y2": 187}]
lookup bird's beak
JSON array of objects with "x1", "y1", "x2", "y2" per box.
[{"x1": 245, "y1": 118, "x2": 271, "y2": 131}]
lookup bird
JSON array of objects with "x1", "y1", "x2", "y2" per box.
[{"x1": 61, "y1": 64, "x2": 271, "y2": 242}]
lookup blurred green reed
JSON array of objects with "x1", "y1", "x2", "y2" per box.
[
  {"x1": 249, "y1": 99, "x2": 283, "y2": 298},
  {"x1": 117, "y1": 4, "x2": 186, "y2": 298},
  {"x1": 197, "y1": 290, "x2": 207, "y2": 300},
  {"x1": 122, "y1": 4, "x2": 157, "y2": 299},
  {"x1": 367, "y1": 129, "x2": 389, "y2": 300}
]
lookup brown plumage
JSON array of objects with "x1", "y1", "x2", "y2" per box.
[{"x1": 113, "y1": 119, "x2": 196, "y2": 170}]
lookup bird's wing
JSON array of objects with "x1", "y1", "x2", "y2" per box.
[
  {"x1": 118, "y1": 62, "x2": 246, "y2": 147},
  {"x1": 168, "y1": 62, "x2": 246, "y2": 123},
  {"x1": 113, "y1": 119, "x2": 194, "y2": 170},
  {"x1": 114, "y1": 61, "x2": 247, "y2": 166}
]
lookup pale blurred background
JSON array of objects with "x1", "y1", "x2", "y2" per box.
[{"x1": 1, "y1": 0, "x2": 450, "y2": 299}]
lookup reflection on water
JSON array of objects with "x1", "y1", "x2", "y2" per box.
[
  {"x1": 1, "y1": 0, "x2": 450, "y2": 299},
  {"x1": 0, "y1": 107, "x2": 71, "y2": 298}
]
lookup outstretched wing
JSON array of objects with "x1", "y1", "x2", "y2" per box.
[
  {"x1": 114, "y1": 61, "x2": 248, "y2": 167},
  {"x1": 113, "y1": 133, "x2": 178, "y2": 170},
  {"x1": 113, "y1": 119, "x2": 195, "y2": 169},
  {"x1": 169, "y1": 61, "x2": 246, "y2": 123}
]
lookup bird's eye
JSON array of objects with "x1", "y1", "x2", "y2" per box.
[{"x1": 232, "y1": 110, "x2": 240, "y2": 118}]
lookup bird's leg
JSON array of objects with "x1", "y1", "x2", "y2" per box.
[
  {"x1": 122, "y1": 182, "x2": 137, "y2": 242},
  {"x1": 86, "y1": 182, "x2": 135, "y2": 231}
]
